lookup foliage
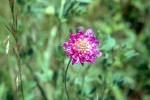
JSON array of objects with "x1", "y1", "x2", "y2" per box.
[{"x1": 0, "y1": 0, "x2": 150, "y2": 100}]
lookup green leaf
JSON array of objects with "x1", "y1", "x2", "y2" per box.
[
  {"x1": 0, "y1": 83, "x2": 6, "y2": 100},
  {"x1": 124, "y1": 50, "x2": 139, "y2": 59},
  {"x1": 111, "y1": 85, "x2": 126, "y2": 100},
  {"x1": 76, "y1": 0, "x2": 91, "y2": 4},
  {"x1": 101, "y1": 35, "x2": 116, "y2": 51}
]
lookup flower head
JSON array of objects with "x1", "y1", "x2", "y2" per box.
[{"x1": 63, "y1": 29, "x2": 102, "y2": 64}]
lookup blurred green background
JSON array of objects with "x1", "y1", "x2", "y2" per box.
[{"x1": 0, "y1": 0, "x2": 150, "y2": 100}]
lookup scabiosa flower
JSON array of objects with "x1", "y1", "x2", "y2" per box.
[{"x1": 63, "y1": 29, "x2": 102, "y2": 64}]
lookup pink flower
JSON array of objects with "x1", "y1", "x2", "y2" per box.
[{"x1": 63, "y1": 29, "x2": 102, "y2": 64}]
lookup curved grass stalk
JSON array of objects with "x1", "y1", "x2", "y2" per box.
[{"x1": 64, "y1": 59, "x2": 72, "y2": 100}]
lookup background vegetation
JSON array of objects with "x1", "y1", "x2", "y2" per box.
[{"x1": 0, "y1": 0, "x2": 150, "y2": 100}]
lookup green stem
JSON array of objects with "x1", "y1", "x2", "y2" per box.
[
  {"x1": 64, "y1": 59, "x2": 72, "y2": 100},
  {"x1": 18, "y1": 64, "x2": 24, "y2": 100}
]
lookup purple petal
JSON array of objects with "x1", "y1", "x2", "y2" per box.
[
  {"x1": 66, "y1": 50, "x2": 74, "y2": 56},
  {"x1": 95, "y1": 50, "x2": 102, "y2": 57},
  {"x1": 91, "y1": 40, "x2": 99, "y2": 47},
  {"x1": 79, "y1": 56, "x2": 86, "y2": 64},
  {"x1": 63, "y1": 42, "x2": 68, "y2": 49},
  {"x1": 85, "y1": 55, "x2": 90, "y2": 60},
  {"x1": 72, "y1": 57, "x2": 79, "y2": 64},
  {"x1": 87, "y1": 56, "x2": 95, "y2": 63},
  {"x1": 72, "y1": 54, "x2": 78, "y2": 64},
  {"x1": 85, "y1": 29, "x2": 94, "y2": 37},
  {"x1": 88, "y1": 37, "x2": 96, "y2": 42},
  {"x1": 72, "y1": 54, "x2": 78, "y2": 59},
  {"x1": 77, "y1": 29, "x2": 84, "y2": 34},
  {"x1": 94, "y1": 40, "x2": 99, "y2": 45},
  {"x1": 78, "y1": 34, "x2": 84, "y2": 39},
  {"x1": 70, "y1": 33, "x2": 76, "y2": 39}
]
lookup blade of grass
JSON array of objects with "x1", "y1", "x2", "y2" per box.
[
  {"x1": 0, "y1": 35, "x2": 10, "y2": 47},
  {"x1": 13, "y1": 46, "x2": 24, "y2": 100}
]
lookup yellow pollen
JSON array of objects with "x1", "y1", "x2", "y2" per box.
[{"x1": 74, "y1": 39, "x2": 89, "y2": 53}]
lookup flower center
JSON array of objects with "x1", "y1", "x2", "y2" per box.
[{"x1": 75, "y1": 39, "x2": 90, "y2": 53}]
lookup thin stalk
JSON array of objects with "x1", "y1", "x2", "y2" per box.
[
  {"x1": 64, "y1": 59, "x2": 72, "y2": 100},
  {"x1": 18, "y1": 62, "x2": 24, "y2": 100},
  {"x1": 26, "y1": 63, "x2": 47, "y2": 100},
  {"x1": 13, "y1": 47, "x2": 24, "y2": 100},
  {"x1": 9, "y1": 0, "x2": 24, "y2": 99}
]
